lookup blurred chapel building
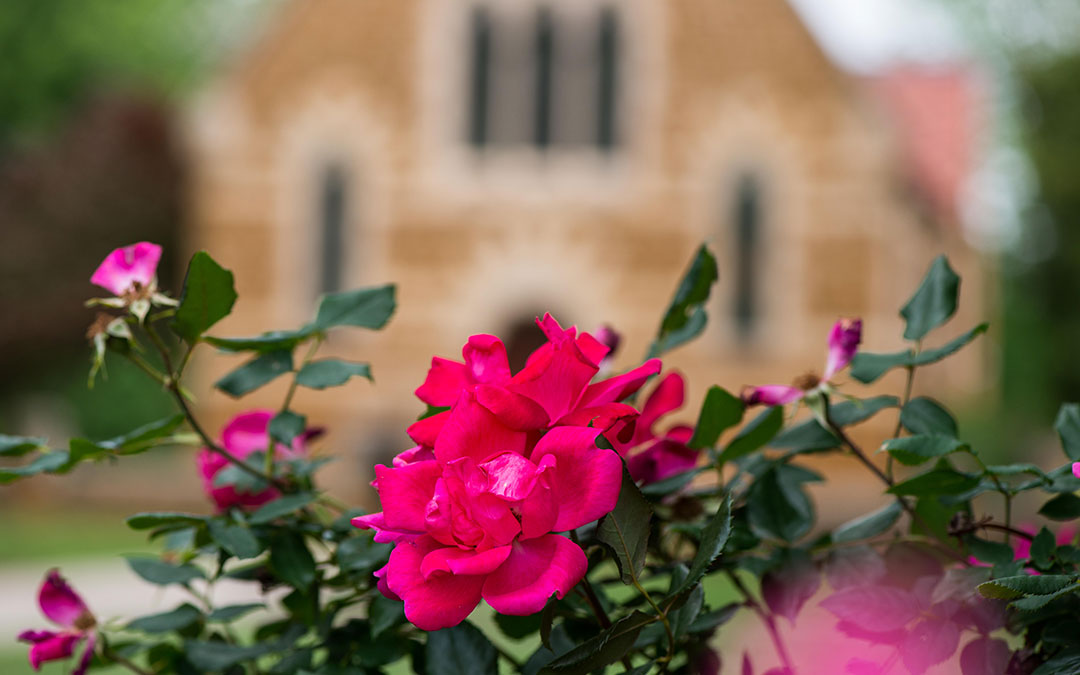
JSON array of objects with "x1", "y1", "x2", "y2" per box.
[{"x1": 185, "y1": 0, "x2": 988, "y2": 502}]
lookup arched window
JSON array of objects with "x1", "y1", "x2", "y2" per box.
[
  {"x1": 732, "y1": 173, "x2": 763, "y2": 340},
  {"x1": 318, "y1": 163, "x2": 348, "y2": 295}
]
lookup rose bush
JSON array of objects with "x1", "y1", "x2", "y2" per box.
[{"x1": 4, "y1": 243, "x2": 1080, "y2": 675}]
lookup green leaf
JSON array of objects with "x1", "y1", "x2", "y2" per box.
[
  {"x1": 720, "y1": 406, "x2": 784, "y2": 464},
  {"x1": 204, "y1": 327, "x2": 317, "y2": 353},
  {"x1": 0, "y1": 451, "x2": 71, "y2": 484},
  {"x1": 901, "y1": 255, "x2": 960, "y2": 340},
  {"x1": 831, "y1": 395, "x2": 901, "y2": 426},
  {"x1": 640, "y1": 465, "x2": 706, "y2": 497},
  {"x1": 901, "y1": 398, "x2": 958, "y2": 437},
  {"x1": 208, "y1": 603, "x2": 264, "y2": 623},
  {"x1": 647, "y1": 245, "x2": 718, "y2": 358},
  {"x1": 1055, "y1": 403, "x2": 1080, "y2": 461},
  {"x1": 1031, "y1": 528, "x2": 1056, "y2": 568},
  {"x1": 215, "y1": 350, "x2": 293, "y2": 398},
  {"x1": 1039, "y1": 493, "x2": 1080, "y2": 521},
  {"x1": 833, "y1": 501, "x2": 903, "y2": 543},
  {"x1": 771, "y1": 396, "x2": 899, "y2": 455},
  {"x1": 184, "y1": 641, "x2": 270, "y2": 671},
  {"x1": 850, "y1": 324, "x2": 988, "y2": 384},
  {"x1": 126, "y1": 512, "x2": 208, "y2": 531},
  {"x1": 667, "y1": 568, "x2": 705, "y2": 639},
  {"x1": 688, "y1": 386, "x2": 744, "y2": 449},
  {"x1": 1033, "y1": 650, "x2": 1080, "y2": 675},
  {"x1": 314, "y1": 284, "x2": 396, "y2": 330},
  {"x1": 888, "y1": 468, "x2": 980, "y2": 497},
  {"x1": 337, "y1": 535, "x2": 392, "y2": 572},
  {"x1": 127, "y1": 603, "x2": 202, "y2": 633},
  {"x1": 0, "y1": 434, "x2": 46, "y2": 457},
  {"x1": 295, "y1": 359, "x2": 373, "y2": 389},
  {"x1": 669, "y1": 496, "x2": 732, "y2": 601},
  {"x1": 269, "y1": 410, "x2": 306, "y2": 446},
  {"x1": 747, "y1": 464, "x2": 819, "y2": 542},
  {"x1": 966, "y1": 536, "x2": 1015, "y2": 566},
  {"x1": 426, "y1": 621, "x2": 497, "y2": 675},
  {"x1": 596, "y1": 465, "x2": 653, "y2": 584},
  {"x1": 126, "y1": 557, "x2": 205, "y2": 585},
  {"x1": 369, "y1": 595, "x2": 405, "y2": 638},
  {"x1": 174, "y1": 251, "x2": 238, "y2": 342},
  {"x1": 977, "y1": 574, "x2": 1075, "y2": 600},
  {"x1": 249, "y1": 492, "x2": 316, "y2": 524},
  {"x1": 208, "y1": 520, "x2": 262, "y2": 559},
  {"x1": 270, "y1": 534, "x2": 317, "y2": 588},
  {"x1": 540, "y1": 611, "x2": 655, "y2": 675},
  {"x1": 884, "y1": 435, "x2": 968, "y2": 466}
]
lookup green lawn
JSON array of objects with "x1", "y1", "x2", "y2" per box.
[{"x1": 0, "y1": 508, "x2": 150, "y2": 565}]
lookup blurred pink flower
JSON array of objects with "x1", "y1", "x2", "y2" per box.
[
  {"x1": 742, "y1": 318, "x2": 862, "y2": 407},
  {"x1": 90, "y1": 242, "x2": 162, "y2": 296},
  {"x1": 18, "y1": 570, "x2": 96, "y2": 674},
  {"x1": 1073, "y1": 462, "x2": 1080, "y2": 480},
  {"x1": 197, "y1": 410, "x2": 315, "y2": 511},
  {"x1": 613, "y1": 372, "x2": 698, "y2": 485}
]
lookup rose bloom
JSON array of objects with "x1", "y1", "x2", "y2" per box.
[
  {"x1": 197, "y1": 410, "x2": 318, "y2": 511},
  {"x1": 743, "y1": 317, "x2": 862, "y2": 406},
  {"x1": 18, "y1": 570, "x2": 96, "y2": 674},
  {"x1": 90, "y1": 242, "x2": 162, "y2": 297},
  {"x1": 613, "y1": 371, "x2": 699, "y2": 486},
  {"x1": 355, "y1": 315, "x2": 660, "y2": 629}
]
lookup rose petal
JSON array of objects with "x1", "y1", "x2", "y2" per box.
[
  {"x1": 27, "y1": 634, "x2": 80, "y2": 670},
  {"x1": 420, "y1": 545, "x2": 513, "y2": 578},
  {"x1": 352, "y1": 512, "x2": 422, "y2": 543},
  {"x1": 89, "y1": 242, "x2": 162, "y2": 296},
  {"x1": 415, "y1": 358, "x2": 470, "y2": 407},
  {"x1": 823, "y1": 318, "x2": 862, "y2": 381},
  {"x1": 385, "y1": 536, "x2": 485, "y2": 631},
  {"x1": 530, "y1": 427, "x2": 622, "y2": 531},
  {"x1": 481, "y1": 452, "x2": 542, "y2": 501},
  {"x1": 463, "y1": 334, "x2": 511, "y2": 385},
  {"x1": 407, "y1": 411, "x2": 449, "y2": 448},
  {"x1": 577, "y1": 358, "x2": 662, "y2": 409},
  {"x1": 434, "y1": 391, "x2": 526, "y2": 464},
  {"x1": 73, "y1": 634, "x2": 96, "y2": 675},
  {"x1": 17, "y1": 630, "x2": 57, "y2": 644},
  {"x1": 482, "y1": 534, "x2": 587, "y2": 615},
  {"x1": 474, "y1": 384, "x2": 550, "y2": 431},
  {"x1": 393, "y1": 445, "x2": 436, "y2": 467},
  {"x1": 510, "y1": 336, "x2": 598, "y2": 422},
  {"x1": 742, "y1": 385, "x2": 804, "y2": 406},
  {"x1": 373, "y1": 461, "x2": 442, "y2": 532},
  {"x1": 627, "y1": 435, "x2": 699, "y2": 485},
  {"x1": 39, "y1": 570, "x2": 90, "y2": 629},
  {"x1": 634, "y1": 372, "x2": 685, "y2": 444}
]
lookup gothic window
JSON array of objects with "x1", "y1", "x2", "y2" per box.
[
  {"x1": 467, "y1": 3, "x2": 621, "y2": 151},
  {"x1": 732, "y1": 173, "x2": 763, "y2": 340},
  {"x1": 318, "y1": 163, "x2": 348, "y2": 295}
]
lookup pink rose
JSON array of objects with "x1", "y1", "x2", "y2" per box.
[
  {"x1": 613, "y1": 372, "x2": 698, "y2": 485},
  {"x1": 18, "y1": 570, "x2": 96, "y2": 674},
  {"x1": 743, "y1": 317, "x2": 862, "y2": 407},
  {"x1": 356, "y1": 316, "x2": 661, "y2": 630},
  {"x1": 197, "y1": 410, "x2": 314, "y2": 511},
  {"x1": 90, "y1": 242, "x2": 162, "y2": 296}
]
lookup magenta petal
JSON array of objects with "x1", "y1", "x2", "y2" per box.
[
  {"x1": 481, "y1": 452, "x2": 541, "y2": 501},
  {"x1": 627, "y1": 436, "x2": 699, "y2": 485},
  {"x1": 482, "y1": 535, "x2": 587, "y2": 615},
  {"x1": 576, "y1": 330, "x2": 610, "y2": 367},
  {"x1": 374, "y1": 461, "x2": 442, "y2": 532},
  {"x1": 635, "y1": 372, "x2": 685, "y2": 443},
  {"x1": 531, "y1": 427, "x2": 622, "y2": 531},
  {"x1": 463, "y1": 334, "x2": 511, "y2": 385},
  {"x1": 559, "y1": 402, "x2": 639, "y2": 435},
  {"x1": 510, "y1": 339, "x2": 598, "y2": 422},
  {"x1": 742, "y1": 385, "x2": 803, "y2": 406},
  {"x1": 420, "y1": 545, "x2": 513, "y2": 578},
  {"x1": 434, "y1": 391, "x2": 526, "y2": 464},
  {"x1": 18, "y1": 630, "x2": 57, "y2": 643},
  {"x1": 89, "y1": 242, "x2": 162, "y2": 295},
  {"x1": 415, "y1": 358, "x2": 470, "y2": 407},
  {"x1": 351, "y1": 512, "x2": 422, "y2": 543},
  {"x1": 27, "y1": 634, "x2": 80, "y2": 670},
  {"x1": 474, "y1": 384, "x2": 550, "y2": 431},
  {"x1": 385, "y1": 536, "x2": 485, "y2": 631},
  {"x1": 823, "y1": 317, "x2": 862, "y2": 380},
  {"x1": 39, "y1": 570, "x2": 90, "y2": 629},
  {"x1": 220, "y1": 410, "x2": 275, "y2": 457},
  {"x1": 1072, "y1": 462, "x2": 1080, "y2": 480},
  {"x1": 578, "y1": 358, "x2": 662, "y2": 409},
  {"x1": 407, "y1": 411, "x2": 449, "y2": 448},
  {"x1": 374, "y1": 564, "x2": 401, "y2": 600},
  {"x1": 73, "y1": 634, "x2": 96, "y2": 675},
  {"x1": 393, "y1": 445, "x2": 436, "y2": 467}
]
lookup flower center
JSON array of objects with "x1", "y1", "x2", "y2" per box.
[
  {"x1": 792, "y1": 372, "x2": 821, "y2": 391},
  {"x1": 73, "y1": 610, "x2": 96, "y2": 632}
]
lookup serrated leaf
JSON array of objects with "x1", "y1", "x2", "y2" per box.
[
  {"x1": 127, "y1": 557, "x2": 205, "y2": 585},
  {"x1": 0, "y1": 451, "x2": 71, "y2": 483},
  {"x1": 688, "y1": 386, "x2": 744, "y2": 449},
  {"x1": 127, "y1": 603, "x2": 202, "y2": 633},
  {"x1": 966, "y1": 536, "x2": 1015, "y2": 566},
  {"x1": 1032, "y1": 649, "x2": 1080, "y2": 675},
  {"x1": 1039, "y1": 493, "x2": 1080, "y2": 521},
  {"x1": 174, "y1": 251, "x2": 237, "y2": 342},
  {"x1": 669, "y1": 496, "x2": 731, "y2": 601},
  {"x1": 850, "y1": 324, "x2": 988, "y2": 384},
  {"x1": 295, "y1": 359, "x2": 373, "y2": 389},
  {"x1": 596, "y1": 465, "x2": 653, "y2": 584},
  {"x1": 207, "y1": 603, "x2": 264, "y2": 623},
  {"x1": 1055, "y1": 403, "x2": 1080, "y2": 461},
  {"x1": 720, "y1": 406, "x2": 784, "y2": 464},
  {"x1": 887, "y1": 468, "x2": 980, "y2": 497},
  {"x1": 426, "y1": 621, "x2": 497, "y2": 675},
  {"x1": 268, "y1": 410, "x2": 306, "y2": 446},
  {"x1": 901, "y1": 397, "x2": 958, "y2": 437},
  {"x1": 883, "y1": 434, "x2": 968, "y2": 466},
  {"x1": 540, "y1": 611, "x2": 655, "y2": 675},
  {"x1": 249, "y1": 492, "x2": 316, "y2": 524},
  {"x1": 269, "y1": 534, "x2": 316, "y2": 588},
  {"x1": 833, "y1": 501, "x2": 903, "y2": 543},
  {"x1": 208, "y1": 520, "x2": 262, "y2": 559},
  {"x1": 901, "y1": 255, "x2": 960, "y2": 340},
  {"x1": 215, "y1": 350, "x2": 293, "y2": 398},
  {"x1": 369, "y1": 595, "x2": 405, "y2": 638},
  {"x1": 976, "y1": 574, "x2": 1075, "y2": 600},
  {"x1": 747, "y1": 464, "x2": 818, "y2": 542},
  {"x1": 204, "y1": 327, "x2": 317, "y2": 353},
  {"x1": 314, "y1": 284, "x2": 396, "y2": 330},
  {"x1": 647, "y1": 245, "x2": 718, "y2": 358},
  {"x1": 126, "y1": 512, "x2": 208, "y2": 531},
  {"x1": 1031, "y1": 528, "x2": 1055, "y2": 567},
  {"x1": 337, "y1": 535, "x2": 392, "y2": 572}
]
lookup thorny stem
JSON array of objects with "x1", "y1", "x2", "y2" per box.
[
  {"x1": 978, "y1": 521, "x2": 1034, "y2": 542},
  {"x1": 265, "y1": 337, "x2": 323, "y2": 476},
  {"x1": 887, "y1": 360, "x2": 918, "y2": 482},
  {"x1": 629, "y1": 574, "x2": 675, "y2": 666},
  {"x1": 570, "y1": 531, "x2": 637, "y2": 672},
  {"x1": 726, "y1": 570, "x2": 796, "y2": 675},
  {"x1": 965, "y1": 450, "x2": 1014, "y2": 544}
]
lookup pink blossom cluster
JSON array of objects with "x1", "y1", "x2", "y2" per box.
[
  {"x1": 354, "y1": 315, "x2": 665, "y2": 629},
  {"x1": 18, "y1": 571, "x2": 96, "y2": 674}
]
